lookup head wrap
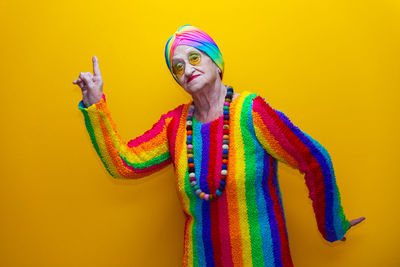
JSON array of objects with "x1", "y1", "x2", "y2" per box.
[{"x1": 164, "y1": 25, "x2": 225, "y2": 86}]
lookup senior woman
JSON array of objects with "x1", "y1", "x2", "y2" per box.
[{"x1": 73, "y1": 25, "x2": 365, "y2": 267}]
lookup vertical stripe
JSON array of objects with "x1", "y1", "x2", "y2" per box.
[
  {"x1": 240, "y1": 94, "x2": 264, "y2": 266},
  {"x1": 96, "y1": 108, "x2": 126, "y2": 177},
  {"x1": 79, "y1": 101, "x2": 114, "y2": 177},
  {"x1": 268, "y1": 157, "x2": 293, "y2": 267},
  {"x1": 232, "y1": 92, "x2": 253, "y2": 266},
  {"x1": 186, "y1": 171, "x2": 197, "y2": 267},
  {"x1": 193, "y1": 117, "x2": 205, "y2": 266},
  {"x1": 199, "y1": 122, "x2": 215, "y2": 267},
  {"x1": 262, "y1": 153, "x2": 282, "y2": 267},
  {"x1": 214, "y1": 116, "x2": 234, "y2": 267},
  {"x1": 167, "y1": 106, "x2": 184, "y2": 161},
  {"x1": 174, "y1": 103, "x2": 193, "y2": 267},
  {"x1": 247, "y1": 98, "x2": 276, "y2": 267},
  {"x1": 272, "y1": 160, "x2": 288, "y2": 230},
  {"x1": 272, "y1": 160, "x2": 291, "y2": 252},
  {"x1": 226, "y1": 94, "x2": 244, "y2": 267},
  {"x1": 208, "y1": 119, "x2": 222, "y2": 267}
]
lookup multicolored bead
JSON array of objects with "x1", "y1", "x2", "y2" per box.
[{"x1": 186, "y1": 85, "x2": 234, "y2": 202}]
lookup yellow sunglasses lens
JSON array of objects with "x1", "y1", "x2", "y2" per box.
[
  {"x1": 173, "y1": 62, "x2": 184, "y2": 76},
  {"x1": 189, "y1": 52, "x2": 201, "y2": 65}
]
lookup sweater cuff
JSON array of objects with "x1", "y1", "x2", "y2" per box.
[{"x1": 78, "y1": 94, "x2": 106, "y2": 110}]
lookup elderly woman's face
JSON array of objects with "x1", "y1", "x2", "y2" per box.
[{"x1": 172, "y1": 45, "x2": 221, "y2": 93}]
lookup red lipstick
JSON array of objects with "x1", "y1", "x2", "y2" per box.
[{"x1": 188, "y1": 74, "x2": 200, "y2": 83}]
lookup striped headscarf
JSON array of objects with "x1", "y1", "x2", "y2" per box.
[{"x1": 165, "y1": 25, "x2": 225, "y2": 86}]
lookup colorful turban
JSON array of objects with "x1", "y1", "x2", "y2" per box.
[{"x1": 164, "y1": 25, "x2": 225, "y2": 86}]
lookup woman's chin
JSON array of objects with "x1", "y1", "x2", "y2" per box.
[{"x1": 185, "y1": 80, "x2": 203, "y2": 94}]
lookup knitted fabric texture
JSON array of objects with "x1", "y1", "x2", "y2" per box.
[{"x1": 78, "y1": 91, "x2": 350, "y2": 267}]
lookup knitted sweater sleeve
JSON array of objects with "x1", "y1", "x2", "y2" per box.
[
  {"x1": 251, "y1": 95, "x2": 351, "y2": 242},
  {"x1": 78, "y1": 93, "x2": 174, "y2": 179}
]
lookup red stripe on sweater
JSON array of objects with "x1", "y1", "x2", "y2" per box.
[{"x1": 208, "y1": 118, "x2": 222, "y2": 267}]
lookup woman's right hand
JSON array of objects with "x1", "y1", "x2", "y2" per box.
[{"x1": 73, "y1": 56, "x2": 104, "y2": 108}]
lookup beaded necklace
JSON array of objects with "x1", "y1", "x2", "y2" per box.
[{"x1": 186, "y1": 86, "x2": 234, "y2": 202}]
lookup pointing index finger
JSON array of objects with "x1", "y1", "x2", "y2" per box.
[{"x1": 92, "y1": 56, "x2": 101, "y2": 76}]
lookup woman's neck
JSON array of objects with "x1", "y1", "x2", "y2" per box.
[{"x1": 192, "y1": 83, "x2": 227, "y2": 123}]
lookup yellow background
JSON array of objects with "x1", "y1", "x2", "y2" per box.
[{"x1": 0, "y1": 0, "x2": 398, "y2": 266}]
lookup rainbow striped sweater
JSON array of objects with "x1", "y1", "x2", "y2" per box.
[{"x1": 78, "y1": 90, "x2": 350, "y2": 267}]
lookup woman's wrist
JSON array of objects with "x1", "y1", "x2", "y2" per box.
[{"x1": 83, "y1": 93, "x2": 105, "y2": 108}]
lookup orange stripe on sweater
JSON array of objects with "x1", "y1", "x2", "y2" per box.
[
  {"x1": 226, "y1": 94, "x2": 244, "y2": 267},
  {"x1": 96, "y1": 108, "x2": 129, "y2": 177},
  {"x1": 253, "y1": 112, "x2": 299, "y2": 169}
]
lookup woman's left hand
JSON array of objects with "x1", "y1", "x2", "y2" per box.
[{"x1": 340, "y1": 217, "x2": 366, "y2": 241}]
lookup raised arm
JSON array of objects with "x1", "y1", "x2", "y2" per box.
[
  {"x1": 251, "y1": 95, "x2": 350, "y2": 242},
  {"x1": 73, "y1": 56, "x2": 175, "y2": 179}
]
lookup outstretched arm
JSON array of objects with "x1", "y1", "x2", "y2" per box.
[{"x1": 251, "y1": 95, "x2": 364, "y2": 242}]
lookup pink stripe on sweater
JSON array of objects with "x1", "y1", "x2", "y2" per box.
[{"x1": 214, "y1": 117, "x2": 234, "y2": 266}]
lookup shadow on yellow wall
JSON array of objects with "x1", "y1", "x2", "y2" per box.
[{"x1": 0, "y1": 0, "x2": 398, "y2": 266}]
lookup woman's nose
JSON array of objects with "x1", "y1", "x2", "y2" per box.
[{"x1": 184, "y1": 63, "x2": 195, "y2": 77}]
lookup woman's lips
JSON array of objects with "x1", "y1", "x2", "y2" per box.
[{"x1": 188, "y1": 74, "x2": 200, "y2": 83}]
